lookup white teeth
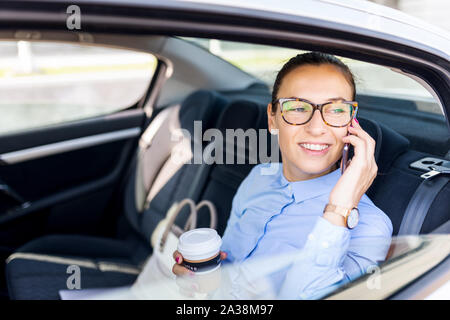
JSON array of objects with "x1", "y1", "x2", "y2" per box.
[{"x1": 300, "y1": 143, "x2": 329, "y2": 151}]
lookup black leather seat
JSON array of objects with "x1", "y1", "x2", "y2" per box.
[{"x1": 5, "y1": 89, "x2": 230, "y2": 299}]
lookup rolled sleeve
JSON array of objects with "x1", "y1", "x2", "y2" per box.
[
  {"x1": 278, "y1": 216, "x2": 351, "y2": 299},
  {"x1": 303, "y1": 217, "x2": 350, "y2": 267}
]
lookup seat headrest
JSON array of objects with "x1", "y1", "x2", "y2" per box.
[
  {"x1": 359, "y1": 117, "x2": 410, "y2": 174},
  {"x1": 215, "y1": 100, "x2": 282, "y2": 164},
  {"x1": 216, "y1": 99, "x2": 262, "y2": 131},
  {"x1": 179, "y1": 90, "x2": 229, "y2": 136}
]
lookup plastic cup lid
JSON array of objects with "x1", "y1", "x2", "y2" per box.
[{"x1": 177, "y1": 228, "x2": 222, "y2": 258}]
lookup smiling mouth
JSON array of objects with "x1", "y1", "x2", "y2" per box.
[{"x1": 299, "y1": 143, "x2": 331, "y2": 151}]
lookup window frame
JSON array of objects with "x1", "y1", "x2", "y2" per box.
[{"x1": 323, "y1": 235, "x2": 450, "y2": 300}]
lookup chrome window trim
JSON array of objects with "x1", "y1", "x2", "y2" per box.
[
  {"x1": 0, "y1": 127, "x2": 141, "y2": 165},
  {"x1": 7, "y1": 252, "x2": 141, "y2": 275}
]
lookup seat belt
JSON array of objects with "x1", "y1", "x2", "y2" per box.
[
  {"x1": 431, "y1": 219, "x2": 450, "y2": 234},
  {"x1": 136, "y1": 105, "x2": 179, "y2": 211},
  {"x1": 173, "y1": 140, "x2": 216, "y2": 228},
  {"x1": 398, "y1": 167, "x2": 450, "y2": 235}
]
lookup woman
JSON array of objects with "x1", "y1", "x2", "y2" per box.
[{"x1": 172, "y1": 52, "x2": 393, "y2": 299}]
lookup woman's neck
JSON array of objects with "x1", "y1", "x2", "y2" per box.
[{"x1": 282, "y1": 161, "x2": 338, "y2": 182}]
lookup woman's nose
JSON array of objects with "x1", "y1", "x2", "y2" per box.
[{"x1": 305, "y1": 109, "x2": 327, "y2": 134}]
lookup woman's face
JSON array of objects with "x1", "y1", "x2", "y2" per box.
[{"x1": 267, "y1": 64, "x2": 353, "y2": 181}]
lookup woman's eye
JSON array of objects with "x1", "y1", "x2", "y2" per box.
[
  {"x1": 283, "y1": 101, "x2": 312, "y2": 112},
  {"x1": 326, "y1": 104, "x2": 349, "y2": 114},
  {"x1": 284, "y1": 102, "x2": 302, "y2": 111}
]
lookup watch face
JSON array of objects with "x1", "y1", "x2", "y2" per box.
[{"x1": 347, "y1": 208, "x2": 359, "y2": 229}]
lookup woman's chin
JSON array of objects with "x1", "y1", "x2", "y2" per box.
[{"x1": 290, "y1": 159, "x2": 338, "y2": 177}]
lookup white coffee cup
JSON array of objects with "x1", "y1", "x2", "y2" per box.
[{"x1": 177, "y1": 228, "x2": 222, "y2": 274}]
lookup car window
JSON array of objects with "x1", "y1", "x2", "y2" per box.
[
  {"x1": 0, "y1": 41, "x2": 157, "y2": 135},
  {"x1": 88, "y1": 234, "x2": 450, "y2": 300},
  {"x1": 182, "y1": 38, "x2": 449, "y2": 156},
  {"x1": 183, "y1": 38, "x2": 440, "y2": 114}
]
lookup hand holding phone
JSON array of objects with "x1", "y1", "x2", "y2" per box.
[{"x1": 330, "y1": 114, "x2": 379, "y2": 220}]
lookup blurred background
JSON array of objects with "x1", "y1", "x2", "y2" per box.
[{"x1": 370, "y1": 0, "x2": 450, "y2": 31}]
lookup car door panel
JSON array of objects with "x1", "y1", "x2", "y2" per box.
[{"x1": 0, "y1": 109, "x2": 144, "y2": 244}]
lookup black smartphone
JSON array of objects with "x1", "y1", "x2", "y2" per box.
[
  {"x1": 341, "y1": 141, "x2": 350, "y2": 174},
  {"x1": 341, "y1": 113, "x2": 358, "y2": 174}
]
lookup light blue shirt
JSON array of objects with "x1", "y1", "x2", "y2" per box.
[{"x1": 220, "y1": 162, "x2": 393, "y2": 299}]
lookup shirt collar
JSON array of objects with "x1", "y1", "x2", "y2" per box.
[{"x1": 271, "y1": 162, "x2": 341, "y2": 203}]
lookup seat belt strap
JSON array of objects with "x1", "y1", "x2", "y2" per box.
[
  {"x1": 173, "y1": 141, "x2": 216, "y2": 228},
  {"x1": 431, "y1": 219, "x2": 450, "y2": 234},
  {"x1": 136, "y1": 105, "x2": 179, "y2": 211},
  {"x1": 398, "y1": 167, "x2": 449, "y2": 235}
]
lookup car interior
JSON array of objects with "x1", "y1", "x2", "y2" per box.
[{"x1": 0, "y1": 35, "x2": 448, "y2": 300}]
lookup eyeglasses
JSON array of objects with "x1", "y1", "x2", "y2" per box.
[{"x1": 275, "y1": 98, "x2": 358, "y2": 127}]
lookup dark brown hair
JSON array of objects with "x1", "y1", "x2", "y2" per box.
[{"x1": 271, "y1": 52, "x2": 356, "y2": 113}]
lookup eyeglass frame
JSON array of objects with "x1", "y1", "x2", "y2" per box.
[{"x1": 275, "y1": 98, "x2": 358, "y2": 128}]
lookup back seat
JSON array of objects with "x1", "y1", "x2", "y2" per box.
[
  {"x1": 194, "y1": 99, "x2": 275, "y2": 236},
  {"x1": 352, "y1": 118, "x2": 449, "y2": 235},
  {"x1": 5, "y1": 89, "x2": 230, "y2": 299}
]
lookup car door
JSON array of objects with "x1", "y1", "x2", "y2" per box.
[{"x1": 0, "y1": 40, "x2": 159, "y2": 296}]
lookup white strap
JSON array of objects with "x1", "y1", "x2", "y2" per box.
[
  {"x1": 160, "y1": 198, "x2": 196, "y2": 252},
  {"x1": 184, "y1": 199, "x2": 217, "y2": 230},
  {"x1": 159, "y1": 198, "x2": 218, "y2": 252},
  {"x1": 139, "y1": 106, "x2": 174, "y2": 149}
]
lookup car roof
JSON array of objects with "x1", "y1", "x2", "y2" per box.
[
  {"x1": 76, "y1": 0, "x2": 448, "y2": 59},
  {"x1": 179, "y1": 0, "x2": 450, "y2": 57}
]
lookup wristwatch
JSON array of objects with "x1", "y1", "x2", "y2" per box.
[{"x1": 323, "y1": 203, "x2": 359, "y2": 229}]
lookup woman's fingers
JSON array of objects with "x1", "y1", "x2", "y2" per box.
[
  {"x1": 220, "y1": 251, "x2": 228, "y2": 260},
  {"x1": 342, "y1": 134, "x2": 367, "y2": 165},
  {"x1": 173, "y1": 250, "x2": 183, "y2": 264},
  {"x1": 342, "y1": 129, "x2": 378, "y2": 189},
  {"x1": 348, "y1": 119, "x2": 376, "y2": 159},
  {"x1": 330, "y1": 119, "x2": 379, "y2": 207},
  {"x1": 172, "y1": 263, "x2": 192, "y2": 276},
  {"x1": 172, "y1": 250, "x2": 193, "y2": 276},
  {"x1": 349, "y1": 119, "x2": 378, "y2": 178},
  {"x1": 173, "y1": 250, "x2": 227, "y2": 276}
]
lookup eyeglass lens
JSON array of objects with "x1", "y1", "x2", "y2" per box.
[{"x1": 282, "y1": 100, "x2": 353, "y2": 126}]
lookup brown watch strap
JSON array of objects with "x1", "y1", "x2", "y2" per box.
[{"x1": 323, "y1": 203, "x2": 351, "y2": 218}]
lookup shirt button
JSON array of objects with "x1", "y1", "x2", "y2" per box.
[
  {"x1": 322, "y1": 241, "x2": 329, "y2": 248},
  {"x1": 288, "y1": 185, "x2": 292, "y2": 191}
]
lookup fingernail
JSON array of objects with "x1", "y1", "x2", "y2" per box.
[{"x1": 176, "y1": 257, "x2": 180, "y2": 263}]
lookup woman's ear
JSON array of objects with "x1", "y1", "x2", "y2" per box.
[{"x1": 267, "y1": 103, "x2": 278, "y2": 135}]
